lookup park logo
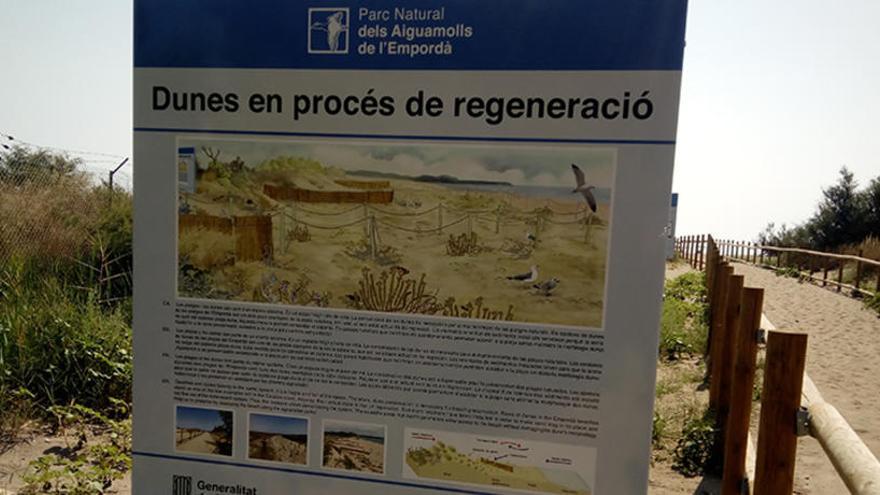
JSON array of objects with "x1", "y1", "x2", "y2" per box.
[
  {"x1": 172, "y1": 475, "x2": 192, "y2": 495},
  {"x1": 308, "y1": 7, "x2": 350, "y2": 54}
]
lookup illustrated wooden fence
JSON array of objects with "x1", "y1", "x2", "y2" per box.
[
  {"x1": 263, "y1": 183, "x2": 394, "y2": 204},
  {"x1": 675, "y1": 234, "x2": 880, "y2": 494},
  {"x1": 178, "y1": 213, "x2": 233, "y2": 234},
  {"x1": 179, "y1": 213, "x2": 273, "y2": 262}
]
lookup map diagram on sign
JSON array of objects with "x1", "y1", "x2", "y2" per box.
[{"x1": 403, "y1": 429, "x2": 595, "y2": 495}]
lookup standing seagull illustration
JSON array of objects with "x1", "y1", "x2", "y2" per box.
[
  {"x1": 570, "y1": 164, "x2": 597, "y2": 213},
  {"x1": 507, "y1": 265, "x2": 538, "y2": 283},
  {"x1": 533, "y1": 277, "x2": 560, "y2": 296}
]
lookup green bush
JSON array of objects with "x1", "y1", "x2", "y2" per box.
[
  {"x1": 21, "y1": 401, "x2": 131, "y2": 495},
  {"x1": 0, "y1": 260, "x2": 131, "y2": 414},
  {"x1": 652, "y1": 411, "x2": 667, "y2": 450},
  {"x1": 865, "y1": 292, "x2": 880, "y2": 315},
  {"x1": 659, "y1": 272, "x2": 709, "y2": 360},
  {"x1": 672, "y1": 411, "x2": 717, "y2": 477}
]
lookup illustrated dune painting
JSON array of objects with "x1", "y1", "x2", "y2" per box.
[{"x1": 177, "y1": 138, "x2": 614, "y2": 328}]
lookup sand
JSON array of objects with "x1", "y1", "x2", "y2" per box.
[
  {"x1": 249, "y1": 433, "x2": 307, "y2": 464},
  {"x1": 730, "y1": 262, "x2": 880, "y2": 494},
  {"x1": 0, "y1": 425, "x2": 131, "y2": 493},
  {"x1": 322, "y1": 434, "x2": 385, "y2": 473}
]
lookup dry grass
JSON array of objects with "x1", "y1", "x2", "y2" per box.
[
  {"x1": 179, "y1": 228, "x2": 235, "y2": 270},
  {"x1": 0, "y1": 174, "x2": 101, "y2": 260},
  {"x1": 348, "y1": 267, "x2": 440, "y2": 314},
  {"x1": 446, "y1": 232, "x2": 484, "y2": 257},
  {"x1": 842, "y1": 236, "x2": 880, "y2": 261}
]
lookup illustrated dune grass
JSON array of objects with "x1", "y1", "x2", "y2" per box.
[
  {"x1": 176, "y1": 139, "x2": 613, "y2": 328},
  {"x1": 405, "y1": 444, "x2": 591, "y2": 495},
  {"x1": 344, "y1": 267, "x2": 514, "y2": 321}
]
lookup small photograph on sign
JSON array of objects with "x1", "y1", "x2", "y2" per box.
[
  {"x1": 176, "y1": 137, "x2": 614, "y2": 328},
  {"x1": 308, "y1": 8, "x2": 349, "y2": 54},
  {"x1": 175, "y1": 405, "x2": 234, "y2": 457},
  {"x1": 322, "y1": 420, "x2": 386, "y2": 474},
  {"x1": 403, "y1": 428, "x2": 595, "y2": 495},
  {"x1": 248, "y1": 413, "x2": 309, "y2": 465}
]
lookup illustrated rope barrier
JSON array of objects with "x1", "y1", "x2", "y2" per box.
[
  {"x1": 366, "y1": 205, "x2": 441, "y2": 217},
  {"x1": 375, "y1": 215, "x2": 469, "y2": 234},
  {"x1": 286, "y1": 204, "x2": 363, "y2": 216},
  {"x1": 283, "y1": 213, "x2": 367, "y2": 230}
]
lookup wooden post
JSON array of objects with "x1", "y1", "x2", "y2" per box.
[
  {"x1": 759, "y1": 244, "x2": 764, "y2": 265},
  {"x1": 698, "y1": 234, "x2": 705, "y2": 270},
  {"x1": 754, "y1": 330, "x2": 808, "y2": 495},
  {"x1": 706, "y1": 246, "x2": 716, "y2": 306},
  {"x1": 713, "y1": 274, "x2": 744, "y2": 439},
  {"x1": 808, "y1": 401, "x2": 880, "y2": 494},
  {"x1": 689, "y1": 235, "x2": 695, "y2": 266},
  {"x1": 438, "y1": 203, "x2": 444, "y2": 234},
  {"x1": 721, "y1": 288, "x2": 764, "y2": 495},
  {"x1": 368, "y1": 214, "x2": 377, "y2": 259},
  {"x1": 684, "y1": 235, "x2": 690, "y2": 263},
  {"x1": 837, "y1": 260, "x2": 845, "y2": 293},
  {"x1": 708, "y1": 265, "x2": 733, "y2": 399},
  {"x1": 234, "y1": 215, "x2": 273, "y2": 262},
  {"x1": 855, "y1": 249, "x2": 864, "y2": 292},
  {"x1": 823, "y1": 257, "x2": 829, "y2": 287}
]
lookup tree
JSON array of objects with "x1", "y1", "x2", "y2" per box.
[
  {"x1": 0, "y1": 145, "x2": 81, "y2": 185},
  {"x1": 805, "y1": 167, "x2": 865, "y2": 250},
  {"x1": 860, "y1": 176, "x2": 880, "y2": 238}
]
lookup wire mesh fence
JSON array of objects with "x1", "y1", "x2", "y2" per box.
[{"x1": 0, "y1": 137, "x2": 132, "y2": 304}]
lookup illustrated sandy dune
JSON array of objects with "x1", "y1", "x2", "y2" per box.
[{"x1": 406, "y1": 445, "x2": 591, "y2": 495}]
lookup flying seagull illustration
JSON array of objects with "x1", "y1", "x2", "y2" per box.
[
  {"x1": 570, "y1": 164, "x2": 597, "y2": 213},
  {"x1": 507, "y1": 265, "x2": 538, "y2": 283},
  {"x1": 533, "y1": 277, "x2": 560, "y2": 296}
]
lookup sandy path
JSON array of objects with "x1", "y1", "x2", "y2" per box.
[
  {"x1": 732, "y1": 262, "x2": 880, "y2": 494},
  {"x1": 177, "y1": 432, "x2": 219, "y2": 454}
]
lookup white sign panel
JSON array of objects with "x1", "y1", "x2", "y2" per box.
[{"x1": 133, "y1": 2, "x2": 688, "y2": 494}]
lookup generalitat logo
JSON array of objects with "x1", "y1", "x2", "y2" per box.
[
  {"x1": 173, "y1": 475, "x2": 258, "y2": 495},
  {"x1": 172, "y1": 475, "x2": 192, "y2": 495},
  {"x1": 308, "y1": 7, "x2": 350, "y2": 54}
]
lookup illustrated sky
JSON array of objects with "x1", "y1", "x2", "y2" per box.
[
  {"x1": 2, "y1": 0, "x2": 878, "y2": 239},
  {"x1": 179, "y1": 138, "x2": 615, "y2": 188}
]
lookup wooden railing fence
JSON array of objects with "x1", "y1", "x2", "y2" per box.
[
  {"x1": 674, "y1": 234, "x2": 880, "y2": 495},
  {"x1": 712, "y1": 239, "x2": 880, "y2": 296}
]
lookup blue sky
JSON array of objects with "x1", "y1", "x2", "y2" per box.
[
  {"x1": 250, "y1": 414, "x2": 309, "y2": 436},
  {"x1": 2, "y1": 1, "x2": 878, "y2": 239},
  {"x1": 176, "y1": 406, "x2": 230, "y2": 431}
]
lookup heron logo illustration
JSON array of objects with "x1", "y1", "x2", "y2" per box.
[{"x1": 308, "y1": 8, "x2": 349, "y2": 54}]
